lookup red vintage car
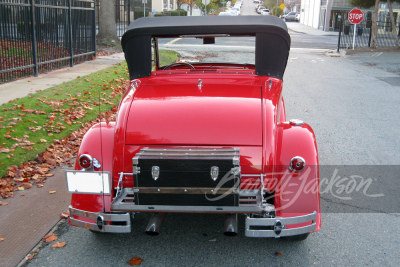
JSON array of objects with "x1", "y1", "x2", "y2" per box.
[{"x1": 66, "y1": 16, "x2": 320, "y2": 240}]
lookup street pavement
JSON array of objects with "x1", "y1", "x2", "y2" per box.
[{"x1": 0, "y1": 21, "x2": 399, "y2": 267}]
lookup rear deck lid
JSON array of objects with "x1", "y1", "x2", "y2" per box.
[{"x1": 125, "y1": 76, "x2": 262, "y2": 146}]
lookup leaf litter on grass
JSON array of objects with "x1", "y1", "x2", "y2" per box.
[{"x1": 0, "y1": 63, "x2": 130, "y2": 199}]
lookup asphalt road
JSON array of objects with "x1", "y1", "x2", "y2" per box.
[{"x1": 25, "y1": 1, "x2": 400, "y2": 266}]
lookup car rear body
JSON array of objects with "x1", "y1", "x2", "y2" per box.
[{"x1": 66, "y1": 16, "x2": 320, "y2": 239}]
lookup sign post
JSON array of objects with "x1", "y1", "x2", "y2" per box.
[
  {"x1": 348, "y1": 9, "x2": 364, "y2": 50},
  {"x1": 142, "y1": 0, "x2": 147, "y2": 17}
]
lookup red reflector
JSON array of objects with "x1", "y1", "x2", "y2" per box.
[
  {"x1": 79, "y1": 154, "x2": 92, "y2": 169},
  {"x1": 289, "y1": 156, "x2": 306, "y2": 171}
]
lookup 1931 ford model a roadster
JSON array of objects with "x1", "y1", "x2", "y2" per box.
[{"x1": 66, "y1": 16, "x2": 321, "y2": 240}]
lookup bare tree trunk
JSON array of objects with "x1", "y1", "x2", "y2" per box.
[
  {"x1": 370, "y1": 0, "x2": 380, "y2": 48},
  {"x1": 97, "y1": 0, "x2": 118, "y2": 43},
  {"x1": 387, "y1": 0, "x2": 399, "y2": 47}
]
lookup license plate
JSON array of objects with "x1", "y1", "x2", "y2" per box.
[{"x1": 66, "y1": 171, "x2": 111, "y2": 194}]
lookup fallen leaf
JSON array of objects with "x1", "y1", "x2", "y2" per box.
[
  {"x1": 27, "y1": 254, "x2": 34, "y2": 260},
  {"x1": 49, "y1": 190, "x2": 56, "y2": 194},
  {"x1": 0, "y1": 148, "x2": 10, "y2": 153},
  {"x1": 36, "y1": 184, "x2": 44, "y2": 188},
  {"x1": 51, "y1": 241, "x2": 66, "y2": 248},
  {"x1": 0, "y1": 238, "x2": 4, "y2": 241},
  {"x1": 40, "y1": 139, "x2": 47, "y2": 143},
  {"x1": 60, "y1": 212, "x2": 70, "y2": 218},
  {"x1": 43, "y1": 234, "x2": 58, "y2": 243},
  {"x1": 0, "y1": 203, "x2": 8, "y2": 206},
  {"x1": 275, "y1": 252, "x2": 283, "y2": 256},
  {"x1": 127, "y1": 257, "x2": 143, "y2": 266},
  {"x1": 21, "y1": 183, "x2": 32, "y2": 189}
]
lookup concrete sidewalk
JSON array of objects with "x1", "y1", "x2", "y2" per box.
[
  {"x1": 0, "y1": 53, "x2": 125, "y2": 106},
  {"x1": 287, "y1": 22, "x2": 339, "y2": 36}
]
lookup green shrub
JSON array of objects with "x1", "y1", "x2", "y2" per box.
[
  {"x1": 176, "y1": 9, "x2": 188, "y2": 16},
  {"x1": 271, "y1": 6, "x2": 282, "y2": 17}
]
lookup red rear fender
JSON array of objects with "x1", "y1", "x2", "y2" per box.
[
  {"x1": 71, "y1": 122, "x2": 115, "y2": 213},
  {"x1": 275, "y1": 122, "x2": 321, "y2": 231}
]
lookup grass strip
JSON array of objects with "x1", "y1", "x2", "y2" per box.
[{"x1": 0, "y1": 62, "x2": 129, "y2": 178}]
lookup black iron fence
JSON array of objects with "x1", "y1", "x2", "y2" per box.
[
  {"x1": 338, "y1": 19, "x2": 400, "y2": 49},
  {"x1": 0, "y1": 0, "x2": 96, "y2": 84}
]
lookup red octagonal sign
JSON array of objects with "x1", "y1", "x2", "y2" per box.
[{"x1": 348, "y1": 9, "x2": 364, "y2": 24}]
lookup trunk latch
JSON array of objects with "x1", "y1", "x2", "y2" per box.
[
  {"x1": 210, "y1": 166, "x2": 219, "y2": 181},
  {"x1": 152, "y1": 166, "x2": 160, "y2": 180}
]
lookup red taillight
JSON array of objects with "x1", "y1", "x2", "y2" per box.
[
  {"x1": 289, "y1": 156, "x2": 306, "y2": 171},
  {"x1": 79, "y1": 154, "x2": 93, "y2": 170}
]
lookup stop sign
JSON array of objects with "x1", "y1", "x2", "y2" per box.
[{"x1": 348, "y1": 9, "x2": 364, "y2": 24}]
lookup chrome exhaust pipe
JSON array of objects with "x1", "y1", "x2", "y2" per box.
[
  {"x1": 223, "y1": 214, "x2": 238, "y2": 236},
  {"x1": 145, "y1": 213, "x2": 165, "y2": 235}
]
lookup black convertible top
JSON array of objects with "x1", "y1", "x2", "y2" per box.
[{"x1": 122, "y1": 16, "x2": 291, "y2": 79}]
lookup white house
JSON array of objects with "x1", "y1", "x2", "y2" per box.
[{"x1": 300, "y1": 0, "x2": 400, "y2": 32}]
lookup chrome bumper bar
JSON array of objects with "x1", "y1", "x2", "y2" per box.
[
  {"x1": 69, "y1": 206, "x2": 131, "y2": 233},
  {"x1": 245, "y1": 211, "x2": 317, "y2": 238},
  {"x1": 111, "y1": 188, "x2": 263, "y2": 213}
]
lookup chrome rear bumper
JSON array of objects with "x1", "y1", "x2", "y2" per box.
[
  {"x1": 245, "y1": 211, "x2": 317, "y2": 238},
  {"x1": 69, "y1": 205, "x2": 317, "y2": 237},
  {"x1": 69, "y1": 206, "x2": 131, "y2": 233}
]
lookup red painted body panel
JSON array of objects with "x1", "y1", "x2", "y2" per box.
[
  {"x1": 275, "y1": 122, "x2": 321, "y2": 231},
  {"x1": 70, "y1": 122, "x2": 115, "y2": 219},
  {"x1": 126, "y1": 74, "x2": 262, "y2": 146}
]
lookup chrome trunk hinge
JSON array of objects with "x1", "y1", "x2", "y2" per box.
[
  {"x1": 114, "y1": 172, "x2": 134, "y2": 200},
  {"x1": 114, "y1": 172, "x2": 124, "y2": 200}
]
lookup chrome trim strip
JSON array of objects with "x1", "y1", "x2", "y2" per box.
[
  {"x1": 135, "y1": 155, "x2": 238, "y2": 160},
  {"x1": 246, "y1": 224, "x2": 316, "y2": 238},
  {"x1": 69, "y1": 206, "x2": 131, "y2": 233},
  {"x1": 131, "y1": 187, "x2": 238, "y2": 194},
  {"x1": 134, "y1": 148, "x2": 240, "y2": 161},
  {"x1": 289, "y1": 119, "x2": 304, "y2": 126},
  {"x1": 245, "y1": 211, "x2": 317, "y2": 238},
  {"x1": 70, "y1": 218, "x2": 131, "y2": 233},
  {"x1": 111, "y1": 203, "x2": 263, "y2": 213},
  {"x1": 139, "y1": 148, "x2": 239, "y2": 153}
]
